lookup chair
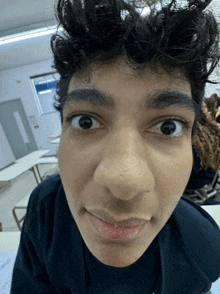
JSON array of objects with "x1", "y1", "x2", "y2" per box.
[
  {"x1": 41, "y1": 164, "x2": 60, "y2": 181},
  {"x1": 12, "y1": 192, "x2": 31, "y2": 231},
  {"x1": 12, "y1": 164, "x2": 60, "y2": 230},
  {"x1": 183, "y1": 167, "x2": 220, "y2": 206}
]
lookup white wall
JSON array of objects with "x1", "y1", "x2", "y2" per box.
[{"x1": 0, "y1": 59, "x2": 62, "y2": 170}]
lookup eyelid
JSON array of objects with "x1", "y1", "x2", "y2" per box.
[
  {"x1": 65, "y1": 112, "x2": 192, "y2": 137},
  {"x1": 150, "y1": 115, "x2": 192, "y2": 128},
  {"x1": 66, "y1": 112, "x2": 101, "y2": 121},
  {"x1": 65, "y1": 112, "x2": 103, "y2": 131},
  {"x1": 149, "y1": 117, "x2": 191, "y2": 138}
]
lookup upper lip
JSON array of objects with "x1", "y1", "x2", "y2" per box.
[{"x1": 87, "y1": 209, "x2": 149, "y2": 227}]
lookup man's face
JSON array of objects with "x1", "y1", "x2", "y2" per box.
[{"x1": 57, "y1": 60, "x2": 195, "y2": 268}]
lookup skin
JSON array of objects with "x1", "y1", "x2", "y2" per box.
[{"x1": 57, "y1": 58, "x2": 195, "y2": 268}]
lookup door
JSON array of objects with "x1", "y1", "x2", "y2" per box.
[{"x1": 0, "y1": 98, "x2": 38, "y2": 159}]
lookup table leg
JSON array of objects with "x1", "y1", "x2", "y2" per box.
[
  {"x1": 12, "y1": 208, "x2": 26, "y2": 231},
  {"x1": 35, "y1": 164, "x2": 43, "y2": 181},
  {"x1": 29, "y1": 167, "x2": 40, "y2": 184}
]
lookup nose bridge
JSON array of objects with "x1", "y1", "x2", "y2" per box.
[{"x1": 94, "y1": 126, "x2": 155, "y2": 200}]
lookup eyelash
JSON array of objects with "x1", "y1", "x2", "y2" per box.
[{"x1": 65, "y1": 113, "x2": 192, "y2": 139}]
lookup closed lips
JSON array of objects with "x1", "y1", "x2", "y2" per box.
[{"x1": 87, "y1": 209, "x2": 149, "y2": 227}]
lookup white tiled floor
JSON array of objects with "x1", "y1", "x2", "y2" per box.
[{"x1": 0, "y1": 163, "x2": 58, "y2": 232}]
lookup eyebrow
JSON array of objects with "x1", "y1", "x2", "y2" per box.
[{"x1": 63, "y1": 88, "x2": 199, "y2": 115}]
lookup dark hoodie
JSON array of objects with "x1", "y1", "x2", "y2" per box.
[{"x1": 11, "y1": 174, "x2": 220, "y2": 294}]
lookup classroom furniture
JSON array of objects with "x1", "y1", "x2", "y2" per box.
[
  {"x1": 0, "y1": 150, "x2": 58, "y2": 230},
  {"x1": 0, "y1": 232, "x2": 21, "y2": 252},
  {"x1": 12, "y1": 192, "x2": 32, "y2": 231},
  {"x1": 0, "y1": 150, "x2": 50, "y2": 184},
  {"x1": 51, "y1": 137, "x2": 60, "y2": 144},
  {"x1": 48, "y1": 133, "x2": 61, "y2": 138},
  {"x1": 201, "y1": 205, "x2": 220, "y2": 227},
  {"x1": 11, "y1": 160, "x2": 59, "y2": 230},
  {"x1": 49, "y1": 132, "x2": 60, "y2": 144},
  {"x1": 14, "y1": 150, "x2": 50, "y2": 163},
  {"x1": 184, "y1": 166, "x2": 220, "y2": 205}
]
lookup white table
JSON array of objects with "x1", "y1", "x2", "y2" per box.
[
  {"x1": 0, "y1": 232, "x2": 21, "y2": 252},
  {"x1": 11, "y1": 157, "x2": 58, "y2": 231},
  {"x1": 0, "y1": 232, "x2": 21, "y2": 294},
  {"x1": 201, "y1": 205, "x2": 220, "y2": 227},
  {"x1": 14, "y1": 150, "x2": 50, "y2": 163},
  {"x1": 0, "y1": 150, "x2": 51, "y2": 184},
  {"x1": 51, "y1": 137, "x2": 60, "y2": 144},
  {"x1": 36, "y1": 157, "x2": 58, "y2": 164},
  {"x1": 48, "y1": 134, "x2": 61, "y2": 138},
  {"x1": 0, "y1": 161, "x2": 41, "y2": 184}
]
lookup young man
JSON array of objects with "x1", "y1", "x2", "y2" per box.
[{"x1": 11, "y1": 0, "x2": 220, "y2": 293}]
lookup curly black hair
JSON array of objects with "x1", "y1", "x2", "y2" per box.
[
  {"x1": 51, "y1": 0, "x2": 220, "y2": 129},
  {"x1": 192, "y1": 105, "x2": 220, "y2": 171}
]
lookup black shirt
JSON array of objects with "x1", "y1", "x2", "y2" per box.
[
  {"x1": 85, "y1": 237, "x2": 160, "y2": 294},
  {"x1": 11, "y1": 174, "x2": 220, "y2": 294},
  {"x1": 185, "y1": 147, "x2": 216, "y2": 190}
]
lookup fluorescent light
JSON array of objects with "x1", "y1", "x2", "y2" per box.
[
  {"x1": 38, "y1": 89, "x2": 53, "y2": 95},
  {"x1": 0, "y1": 26, "x2": 63, "y2": 46},
  {"x1": 38, "y1": 79, "x2": 55, "y2": 85}
]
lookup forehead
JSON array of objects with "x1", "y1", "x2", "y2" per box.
[
  {"x1": 68, "y1": 60, "x2": 190, "y2": 95},
  {"x1": 71, "y1": 58, "x2": 187, "y2": 84},
  {"x1": 64, "y1": 60, "x2": 198, "y2": 116}
]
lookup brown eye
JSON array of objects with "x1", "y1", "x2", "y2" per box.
[
  {"x1": 71, "y1": 115, "x2": 101, "y2": 130},
  {"x1": 151, "y1": 119, "x2": 184, "y2": 137},
  {"x1": 160, "y1": 120, "x2": 176, "y2": 135},
  {"x1": 78, "y1": 116, "x2": 93, "y2": 129}
]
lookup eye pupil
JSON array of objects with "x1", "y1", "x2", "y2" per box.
[
  {"x1": 79, "y1": 116, "x2": 93, "y2": 129},
  {"x1": 161, "y1": 120, "x2": 176, "y2": 135}
]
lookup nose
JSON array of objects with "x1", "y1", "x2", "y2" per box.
[{"x1": 94, "y1": 127, "x2": 155, "y2": 200}]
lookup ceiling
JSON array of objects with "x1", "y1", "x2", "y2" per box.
[
  {"x1": 0, "y1": 0, "x2": 220, "y2": 71},
  {"x1": 0, "y1": 0, "x2": 58, "y2": 71},
  {"x1": 0, "y1": 0, "x2": 57, "y2": 34}
]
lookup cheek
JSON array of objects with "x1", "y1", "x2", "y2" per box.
[
  {"x1": 57, "y1": 139, "x2": 96, "y2": 201},
  {"x1": 156, "y1": 147, "x2": 193, "y2": 219},
  {"x1": 158, "y1": 143, "x2": 193, "y2": 189},
  {"x1": 57, "y1": 140, "x2": 78, "y2": 194}
]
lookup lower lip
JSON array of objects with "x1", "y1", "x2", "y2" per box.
[{"x1": 91, "y1": 215, "x2": 145, "y2": 240}]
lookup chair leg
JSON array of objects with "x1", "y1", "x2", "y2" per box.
[
  {"x1": 195, "y1": 189, "x2": 207, "y2": 200},
  {"x1": 183, "y1": 189, "x2": 207, "y2": 205},
  {"x1": 35, "y1": 164, "x2": 43, "y2": 181},
  {"x1": 0, "y1": 223, "x2": 2, "y2": 232},
  {"x1": 12, "y1": 208, "x2": 22, "y2": 231}
]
